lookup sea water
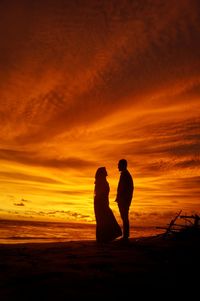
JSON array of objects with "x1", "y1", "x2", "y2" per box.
[{"x1": 0, "y1": 219, "x2": 163, "y2": 244}]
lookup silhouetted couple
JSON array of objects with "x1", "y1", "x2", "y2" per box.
[{"x1": 94, "y1": 159, "x2": 134, "y2": 243}]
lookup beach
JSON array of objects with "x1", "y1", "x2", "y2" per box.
[{"x1": 0, "y1": 233, "x2": 199, "y2": 300}]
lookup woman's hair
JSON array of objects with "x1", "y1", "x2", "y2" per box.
[{"x1": 95, "y1": 167, "x2": 107, "y2": 180}]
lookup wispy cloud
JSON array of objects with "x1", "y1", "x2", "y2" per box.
[
  {"x1": 0, "y1": 171, "x2": 63, "y2": 184},
  {"x1": 0, "y1": 149, "x2": 96, "y2": 169}
]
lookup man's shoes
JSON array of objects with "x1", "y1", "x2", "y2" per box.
[{"x1": 119, "y1": 237, "x2": 130, "y2": 244}]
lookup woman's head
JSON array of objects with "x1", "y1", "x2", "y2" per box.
[{"x1": 95, "y1": 167, "x2": 107, "y2": 180}]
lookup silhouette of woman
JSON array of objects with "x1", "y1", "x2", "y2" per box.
[{"x1": 94, "y1": 167, "x2": 122, "y2": 243}]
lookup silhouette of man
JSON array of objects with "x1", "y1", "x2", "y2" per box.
[{"x1": 115, "y1": 159, "x2": 134, "y2": 240}]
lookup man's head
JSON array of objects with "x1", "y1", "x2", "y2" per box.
[{"x1": 118, "y1": 159, "x2": 127, "y2": 172}]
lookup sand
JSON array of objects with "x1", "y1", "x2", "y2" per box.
[{"x1": 0, "y1": 233, "x2": 199, "y2": 300}]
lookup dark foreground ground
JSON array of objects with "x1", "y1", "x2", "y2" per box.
[{"x1": 0, "y1": 232, "x2": 199, "y2": 300}]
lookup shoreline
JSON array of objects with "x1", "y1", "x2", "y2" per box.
[
  {"x1": 0, "y1": 234, "x2": 151, "y2": 245},
  {"x1": 0, "y1": 234, "x2": 199, "y2": 299}
]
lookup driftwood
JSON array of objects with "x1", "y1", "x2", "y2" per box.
[
  {"x1": 156, "y1": 210, "x2": 182, "y2": 237},
  {"x1": 156, "y1": 211, "x2": 200, "y2": 238},
  {"x1": 180, "y1": 214, "x2": 200, "y2": 228}
]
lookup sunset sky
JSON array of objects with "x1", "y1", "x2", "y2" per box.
[{"x1": 0, "y1": 0, "x2": 199, "y2": 227}]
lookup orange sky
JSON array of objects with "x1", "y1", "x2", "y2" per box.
[{"x1": 0, "y1": 0, "x2": 199, "y2": 227}]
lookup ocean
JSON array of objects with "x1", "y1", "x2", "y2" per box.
[{"x1": 0, "y1": 219, "x2": 163, "y2": 244}]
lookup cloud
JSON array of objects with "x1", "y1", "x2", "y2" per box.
[
  {"x1": 53, "y1": 190, "x2": 92, "y2": 196},
  {"x1": 1, "y1": 207, "x2": 91, "y2": 221},
  {"x1": 14, "y1": 202, "x2": 25, "y2": 207},
  {"x1": 13, "y1": 198, "x2": 30, "y2": 207},
  {"x1": 0, "y1": 171, "x2": 64, "y2": 184},
  {"x1": 21, "y1": 198, "x2": 30, "y2": 203},
  {"x1": 175, "y1": 159, "x2": 200, "y2": 169},
  {"x1": 0, "y1": 148, "x2": 96, "y2": 169},
  {"x1": 0, "y1": 0, "x2": 200, "y2": 145},
  {"x1": 0, "y1": 1, "x2": 199, "y2": 223},
  {"x1": 38, "y1": 209, "x2": 91, "y2": 220},
  {"x1": 131, "y1": 209, "x2": 185, "y2": 227},
  {"x1": 138, "y1": 158, "x2": 200, "y2": 177},
  {"x1": 119, "y1": 116, "x2": 200, "y2": 158},
  {"x1": 165, "y1": 176, "x2": 200, "y2": 192}
]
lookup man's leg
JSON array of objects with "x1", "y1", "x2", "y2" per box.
[{"x1": 119, "y1": 205, "x2": 129, "y2": 239}]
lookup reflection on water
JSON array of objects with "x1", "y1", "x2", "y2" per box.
[{"x1": 0, "y1": 219, "x2": 163, "y2": 244}]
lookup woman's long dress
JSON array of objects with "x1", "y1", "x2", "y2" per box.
[{"x1": 94, "y1": 179, "x2": 122, "y2": 242}]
